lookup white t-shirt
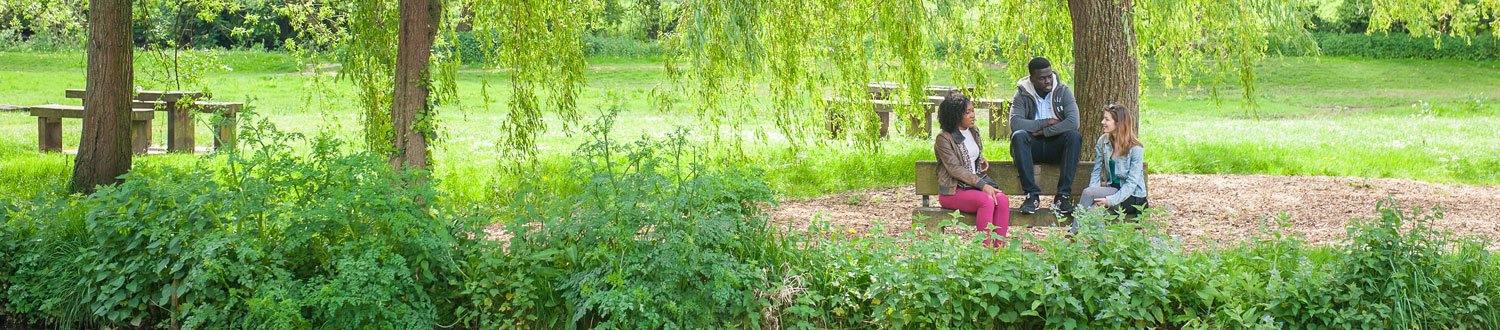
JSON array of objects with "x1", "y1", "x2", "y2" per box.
[{"x1": 959, "y1": 129, "x2": 980, "y2": 174}]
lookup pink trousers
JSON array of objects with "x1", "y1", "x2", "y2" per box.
[{"x1": 938, "y1": 188, "x2": 1011, "y2": 247}]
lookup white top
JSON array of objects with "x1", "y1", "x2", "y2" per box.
[{"x1": 959, "y1": 129, "x2": 980, "y2": 174}]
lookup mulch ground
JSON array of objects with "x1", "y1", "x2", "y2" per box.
[{"x1": 770, "y1": 174, "x2": 1500, "y2": 251}]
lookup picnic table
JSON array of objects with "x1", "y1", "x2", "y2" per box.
[
  {"x1": 28, "y1": 104, "x2": 155, "y2": 153},
  {"x1": 63, "y1": 89, "x2": 241, "y2": 152}
]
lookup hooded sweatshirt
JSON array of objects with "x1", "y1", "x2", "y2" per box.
[{"x1": 1007, "y1": 73, "x2": 1079, "y2": 138}]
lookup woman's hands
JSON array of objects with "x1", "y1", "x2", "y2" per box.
[{"x1": 982, "y1": 185, "x2": 1003, "y2": 205}]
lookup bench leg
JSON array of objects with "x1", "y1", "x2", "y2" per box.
[
  {"x1": 167, "y1": 103, "x2": 194, "y2": 153},
  {"x1": 132, "y1": 119, "x2": 151, "y2": 154},
  {"x1": 989, "y1": 105, "x2": 1006, "y2": 141},
  {"x1": 38, "y1": 117, "x2": 62, "y2": 152},
  {"x1": 877, "y1": 111, "x2": 890, "y2": 138},
  {"x1": 213, "y1": 111, "x2": 237, "y2": 150}
]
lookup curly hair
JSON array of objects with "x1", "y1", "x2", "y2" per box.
[{"x1": 937, "y1": 94, "x2": 971, "y2": 134}]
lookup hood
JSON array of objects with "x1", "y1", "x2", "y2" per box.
[{"x1": 1015, "y1": 72, "x2": 1064, "y2": 99}]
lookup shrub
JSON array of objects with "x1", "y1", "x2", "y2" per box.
[
  {"x1": 1274, "y1": 32, "x2": 1500, "y2": 61},
  {"x1": 449, "y1": 32, "x2": 663, "y2": 64},
  {"x1": 456, "y1": 111, "x2": 780, "y2": 329},
  {"x1": 1, "y1": 116, "x2": 484, "y2": 329}
]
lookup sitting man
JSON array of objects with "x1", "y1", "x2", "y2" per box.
[{"x1": 1008, "y1": 57, "x2": 1084, "y2": 214}]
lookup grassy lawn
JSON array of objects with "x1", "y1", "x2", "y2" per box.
[{"x1": 1, "y1": 50, "x2": 1497, "y2": 201}]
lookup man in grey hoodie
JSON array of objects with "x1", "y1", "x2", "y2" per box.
[{"x1": 1008, "y1": 57, "x2": 1083, "y2": 214}]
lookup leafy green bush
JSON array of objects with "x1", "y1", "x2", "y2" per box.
[
  {"x1": 1, "y1": 117, "x2": 483, "y2": 329},
  {"x1": 583, "y1": 34, "x2": 663, "y2": 58},
  {"x1": 2, "y1": 116, "x2": 1497, "y2": 328},
  {"x1": 456, "y1": 112, "x2": 780, "y2": 329},
  {"x1": 1274, "y1": 32, "x2": 1500, "y2": 60},
  {"x1": 450, "y1": 32, "x2": 662, "y2": 64}
]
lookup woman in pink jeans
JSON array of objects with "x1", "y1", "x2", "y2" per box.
[{"x1": 932, "y1": 94, "x2": 1011, "y2": 248}]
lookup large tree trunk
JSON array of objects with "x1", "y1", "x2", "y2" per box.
[
  {"x1": 1068, "y1": 0, "x2": 1139, "y2": 161},
  {"x1": 71, "y1": 0, "x2": 134, "y2": 194},
  {"x1": 391, "y1": 0, "x2": 440, "y2": 171}
]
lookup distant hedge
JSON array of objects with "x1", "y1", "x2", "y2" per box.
[
  {"x1": 450, "y1": 32, "x2": 662, "y2": 63},
  {"x1": 1275, "y1": 32, "x2": 1500, "y2": 61}
]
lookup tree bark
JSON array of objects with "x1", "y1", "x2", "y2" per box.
[
  {"x1": 1068, "y1": 0, "x2": 1139, "y2": 161},
  {"x1": 71, "y1": 0, "x2": 134, "y2": 194},
  {"x1": 392, "y1": 0, "x2": 440, "y2": 171}
]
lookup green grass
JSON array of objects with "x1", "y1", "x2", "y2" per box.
[{"x1": 1, "y1": 50, "x2": 1498, "y2": 201}]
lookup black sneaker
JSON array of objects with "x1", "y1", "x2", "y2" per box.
[
  {"x1": 1020, "y1": 194, "x2": 1040, "y2": 214},
  {"x1": 1053, "y1": 194, "x2": 1074, "y2": 214}
]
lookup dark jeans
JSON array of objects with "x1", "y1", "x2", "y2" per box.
[{"x1": 1009, "y1": 129, "x2": 1083, "y2": 196}]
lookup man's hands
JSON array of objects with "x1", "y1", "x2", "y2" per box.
[{"x1": 1030, "y1": 118, "x2": 1061, "y2": 137}]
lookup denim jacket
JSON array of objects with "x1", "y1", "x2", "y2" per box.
[{"x1": 1088, "y1": 135, "x2": 1147, "y2": 206}]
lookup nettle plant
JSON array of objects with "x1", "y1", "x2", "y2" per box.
[
  {"x1": 2, "y1": 114, "x2": 484, "y2": 329},
  {"x1": 458, "y1": 110, "x2": 782, "y2": 329}
]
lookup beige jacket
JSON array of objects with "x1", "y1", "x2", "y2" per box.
[{"x1": 933, "y1": 127, "x2": 987, "y2": 195}]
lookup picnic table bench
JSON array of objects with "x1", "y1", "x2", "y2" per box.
[
  {"x1": 823, "y1": 98, "x2": 933, "y2": 138},
  {"x1": 29, "y1": 104, "x2": 155, "y2": 153},
  {"x1": 911, "y1": 160, "x2": 1148, "y2": 230},
  {"x1": 855, "y1": 82, "x2": 1009, "y2": 139},
  {"x1": 63, "y1": 89, "x2": 241, "y2": 152}
]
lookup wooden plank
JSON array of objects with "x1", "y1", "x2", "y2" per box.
[
  {"x1": 137, "y1": 91, "x2": 204, "y2": 103},
  {"x1": 30, "y1": 105, "x2": 155, "y2": 120},
  {"x1": 915, "y1": 160, "x2": 1097, "y2": 196},
  {"x1": 978, "y1": 99, "x2": 1009, "y2": 141},
  {"x1": 868, "y1": 81, "x2": 899, "y2": 100},
  {"x1": 131, "y1": 118, "x2": 152, "y2": 154},
  {"x1": 167, "y1": 102, "x2": 194, "y2": 153},
  {"x1": 914, "y1": 161, "x2": 941, "y2": 195},
  {"x1": 67, "y1": 89, "x2": 204, "y2": 102},
  {"x1": 198, "y1": 102, "x2": 242, "y2": 150},
  {"x1": 38, "y1": 117, "x2": 61, "y2": 152}
]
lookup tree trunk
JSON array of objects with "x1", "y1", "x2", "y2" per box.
[
  {"x1": 391, "y1": 0, "x2": 440, "y2": 171},
  {"x1": 71, "y1": 0, "x2": 134, "y2": 194},
  {"x1": 1068, "y1": 0, "x2": 1139, "y2": 161}
]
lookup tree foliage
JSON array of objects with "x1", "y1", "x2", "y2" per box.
[
  {"x1": 1370, "y1": 0, "x2": 1500, "y2": 47},
  {"x1": 661, "y1": 0, "x2": 1318, "y2": 147}
]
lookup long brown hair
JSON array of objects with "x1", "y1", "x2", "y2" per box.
[{"x1": 1105, "y1": 104, "x2": 1142, "y2": 158}]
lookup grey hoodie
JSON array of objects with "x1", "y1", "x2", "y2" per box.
[{"x1": 1007, "y1": 73, "x2": 1080, "y2": 138}]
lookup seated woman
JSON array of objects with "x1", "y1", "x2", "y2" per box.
[
  {"x1": 933, "y1": 94, "x2": 1011, "y2": 248},
  {"x1": 1078, "y1": 104, "x2": 1148, "y2": 216}
]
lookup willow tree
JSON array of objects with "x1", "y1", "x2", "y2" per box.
[
  {"x1": 281, "y1": 0, "x2": 594, "y2": 171},
  {"x1": 1369, "y1": 0, "x2": 1500, "y2": 42},
  {"x1": 391, "y1": 0, "x2": 441, "y2": 170},
  {"x1": 657, "y1": 0, "x2": 1320, "y2": 158}
]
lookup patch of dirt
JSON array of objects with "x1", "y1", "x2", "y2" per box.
[{"x1": 771, "y1": 174, "x2": 1500, "y2": 251}]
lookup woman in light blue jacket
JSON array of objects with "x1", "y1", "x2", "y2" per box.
[{"x1": 1078, "y1": 104, "x2": 1147, "y2": 215}]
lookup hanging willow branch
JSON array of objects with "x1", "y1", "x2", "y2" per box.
[{"x1": 664, "y1": 0, "x2": 1319, "y2": 144}]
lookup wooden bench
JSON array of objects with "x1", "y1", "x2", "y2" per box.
[
  {"x1": 851, "y1": 83, "x2": 1008, "y2": 139},
  {"x1": 66, "y1": 89, "x2": 240, "y2": 151},
  {"x1": 824, "y1": 98, "x2": 935, "y2": 138},
  {"x1": 911, "y1": 160, "x2": 1148, "y2": 231},
  {"x1": 29, "y1": 104, "x2": 155, "y2": 154},
  {"x1": 922, "y1": 95, "x2": 1009, "y2": 141}
]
